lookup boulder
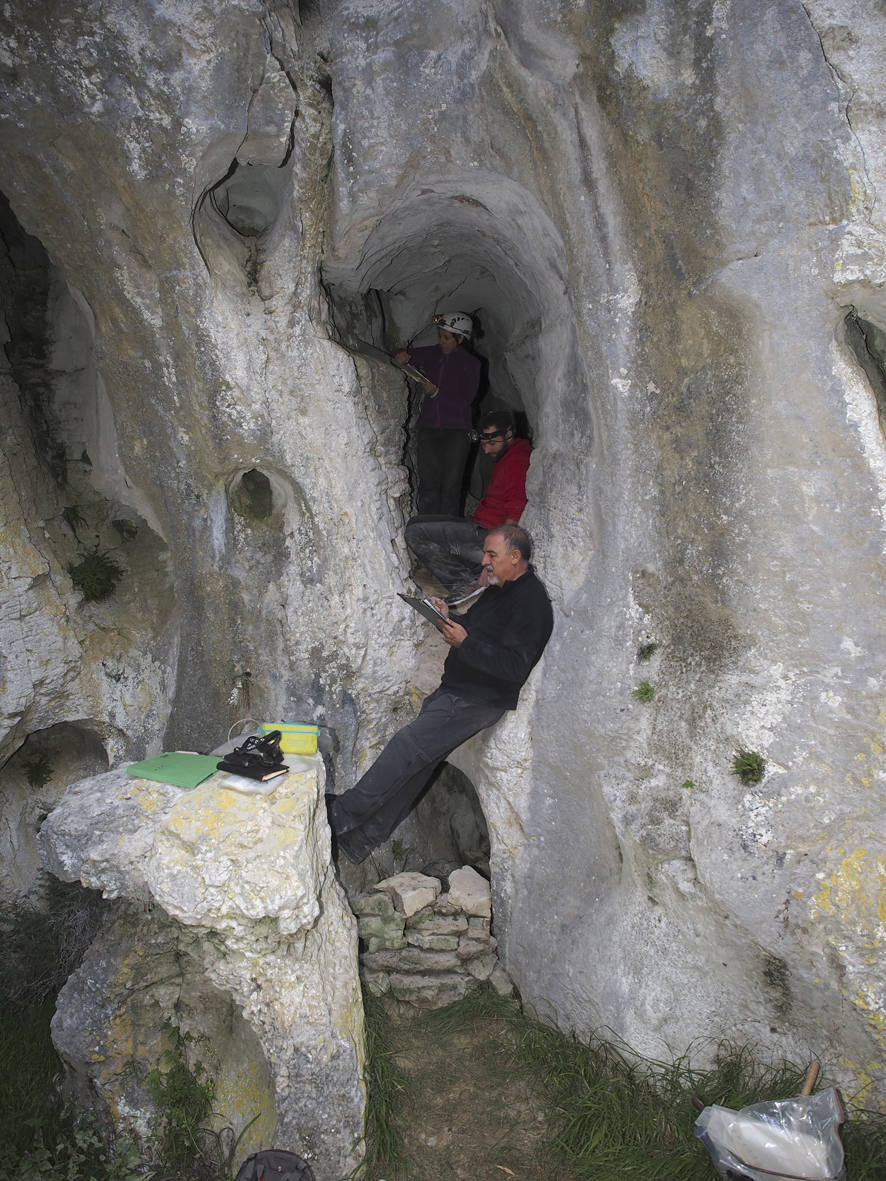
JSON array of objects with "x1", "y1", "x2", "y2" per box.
[
  {"x1": 387, "y1": 971, "x2": 480, "y2": 1009},
  {"x1": 38, "y1": 760, "x2": 364, "y2": 1181},
  {"x1": 373, "y1": 872, "x2": 442, "y2": 917},
  {"x1": 447, "y1": 866, "x2": 492, "y2": 918},
  {"x1": 406, "y1": 913, "x2": 469, "y2": 936}
]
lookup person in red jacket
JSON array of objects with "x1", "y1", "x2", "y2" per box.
[{"x1": 404, "y1": 409, "x2": 531, "y2": 598}]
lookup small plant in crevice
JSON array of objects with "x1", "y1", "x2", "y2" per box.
[
  {"x1": 632, "y1": 680, "x2": 655, "y2": 703},
  {"x1": 731, "y1": 748, "x2": 766, "y2": 786},
  {"x1": 145, "y1": 1021, "x2": 214, "y2": 1175},
  {"x1": 69, "y1": 548, "x2": 124, "y2": 602},
  {"x1": 23, "y1": 752, "x2": 54, "y2": 788},
  {"x1": 637, "y1": 640, "x2": 660, "y2": 662},
  {"x1": 682, "y1": 779, "x2": 695, "y2": 791}
]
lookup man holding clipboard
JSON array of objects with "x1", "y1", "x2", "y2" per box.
[{"x1": 327, "y1": 525, "x2": 553, "y2": 864}]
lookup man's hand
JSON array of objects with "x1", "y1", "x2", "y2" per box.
[
  {"x1": 440, "y1": 616, "x2": 467, "y2": 647},
  {"x1": 393, "y1": 349, "x2": 410, "y2": 363}
]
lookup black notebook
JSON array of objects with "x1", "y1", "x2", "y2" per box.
[{"x1": 216, "y1": 760, "x2": 289, "y2": 782}]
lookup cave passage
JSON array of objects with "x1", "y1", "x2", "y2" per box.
[{"x1": 323, "y1": 177, "x2": 577, "y2": 515}]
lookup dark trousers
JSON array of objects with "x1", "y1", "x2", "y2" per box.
[
  {"x1": 417, "y1": 428, "x2": 471, "y2": 515},
  {"x1": 404, "y1": 515, "x2": 486, "y2": 588},
  {"x1": 328, "y1": 689, "x2": 505, "y2": 862}
]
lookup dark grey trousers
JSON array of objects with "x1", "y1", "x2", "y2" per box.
[
  {"x1": 416, "y1": 428, "x2": 471, "y2": 515},
  {"x1": 328, "y1": 688, "x2": 505, "y2": 862},
  {"x1": 405, "y1": 514, "x2": 486, "y2": 588}
]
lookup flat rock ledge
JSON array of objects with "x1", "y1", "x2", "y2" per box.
[
  {"x1": 353, "y1": 867, "x2": 513, "y2": 1009},
  {"x1": 38, "y1": 760, "x2": 364, "y2": 1181}
]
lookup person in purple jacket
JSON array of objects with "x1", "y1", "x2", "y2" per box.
[{"x1": 394, "y1": 311, "x2": 482, "y2": 515}]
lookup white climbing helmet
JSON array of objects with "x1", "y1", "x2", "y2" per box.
[{"x1": 433, "y1": 310, "x2": 473, "y2": 339}]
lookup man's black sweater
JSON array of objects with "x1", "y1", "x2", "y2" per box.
[{"x1": 439, "y1": 567, "x2": 553, "y2": 709}]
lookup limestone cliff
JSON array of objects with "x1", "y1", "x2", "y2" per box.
[{"x1": 1, "y1": 0, "x2": 885, "y2": 1127}]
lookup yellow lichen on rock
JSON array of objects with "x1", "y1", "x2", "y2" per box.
[{"x1": 812, "y1": 847, "x2": 886, "y2": 932}]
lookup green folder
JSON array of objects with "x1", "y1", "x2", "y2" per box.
[{"x1": 125, "y1": 752, "x2": 220, "y2": 790}]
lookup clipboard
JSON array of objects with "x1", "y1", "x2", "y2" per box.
[
  {"x1": 351, "y1": 340, "x2": 438, "y2": 395},
  {"x1": 398, "y1": 592, "x2": 447, "y2": 631}
]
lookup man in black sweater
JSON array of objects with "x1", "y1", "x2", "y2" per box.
[{"x1": 327, "y1": 524, "x2": 553, "y2": 863}]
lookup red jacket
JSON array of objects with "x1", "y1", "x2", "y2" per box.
[{"x1": 472, "y1": 437, "x2": 531, "y2": 528}]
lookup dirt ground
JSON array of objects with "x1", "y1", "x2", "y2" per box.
[{"x1": 360, "y1": 996, "x2": 577, "y2": 1181}]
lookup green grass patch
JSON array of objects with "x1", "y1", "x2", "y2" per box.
[
  {"x1": 359, "y1": 993, "x2": 410, "y2": 1175},
  {"x1": 0, "y1": 1002, "x2": 64, "y2": 1153},
  {"x1": 0, "y1": 1004, "x2": 144, "y2": 1180},
  {"x1": 512, "y1": 1018, "x2": 886, "y2": 1180},
  {"x1": 358, "y1": 989, "x2": 886, "y2": 1180}
]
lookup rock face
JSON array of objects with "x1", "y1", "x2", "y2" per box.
[
  {"x1": 38, "y1": 758, "x2": 364, "y2": 1180},
  {"x1": 2, "y1": 0, "x2": 886, "y2": 1116}
]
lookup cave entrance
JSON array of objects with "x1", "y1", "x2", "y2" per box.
[
  {"x1": 0, "y1": 721, "x2": 111, "y2": 901},
  {"x1": 401, "y1": 762, "x2": 490, "y2": 879},
  {"x1": 323, "y1": 175, "x2": 573, "y2": 519}
]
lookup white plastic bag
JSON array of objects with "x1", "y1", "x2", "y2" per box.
[{"x1": 694, "y1": 1086, "x2": 845, "y2": 1180}]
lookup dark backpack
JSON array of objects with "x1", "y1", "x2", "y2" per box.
[{"x1": 233, "y1": 1148, "x2": 315, "y2": 1181}]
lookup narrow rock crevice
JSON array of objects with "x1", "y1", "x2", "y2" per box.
[{"x1": 843, "y1": 307, "x2": 886, "y2": 437}]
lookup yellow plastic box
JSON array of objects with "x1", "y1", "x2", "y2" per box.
[{"x1": 258, "y1": 722, "x2": 319, "y2": 756}]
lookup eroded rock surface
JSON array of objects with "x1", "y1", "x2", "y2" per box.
[
  {"x1": 38, "y1": 759, "x2": 364, "y2": 1180},
  {"x1": 1, "y1": 0, "x2": 885, "y2": 1115}
]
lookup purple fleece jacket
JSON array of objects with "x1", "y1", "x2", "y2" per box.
[{"x1": 408, "y1": 344, "x2": 482, "y2": 430}]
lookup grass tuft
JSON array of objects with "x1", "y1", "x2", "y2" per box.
[
  {"x1": 632, "y1": 680, "x2": 655, "y2": 703},
  {"x1": 731, "y1": 747, "x2": 766, "y2": 785},
  {"x1": 69, "y1": 548, "x2": 124, "y2": 601},
  {"x1": 0, "y1": 876, "x2": 106, "y2": 1008},
  {"x1": 359, "y1": 993, "x2": 410, "y2": 1176}
]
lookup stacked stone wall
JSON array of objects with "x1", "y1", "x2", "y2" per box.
[{"x1": 351, "y1": 868, "x2": 513, "y2": 1010}]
